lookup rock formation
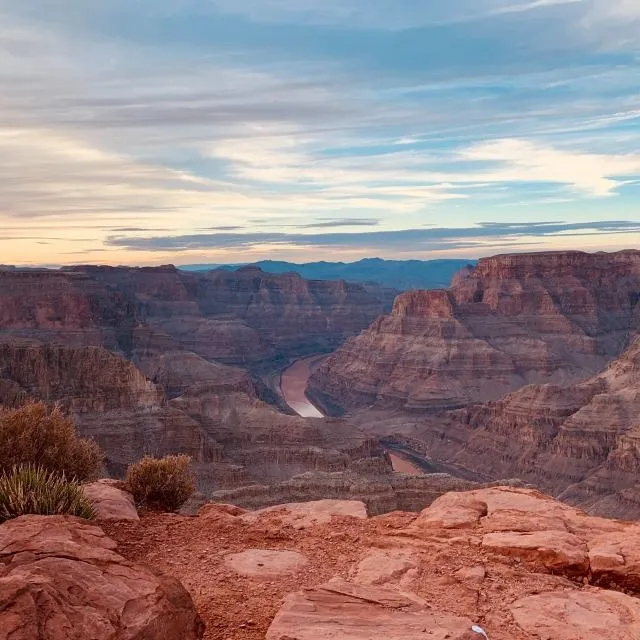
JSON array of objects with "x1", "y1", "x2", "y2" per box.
[
  {"x1": 83, "y1": 479, "x2": 139, "y2": 520},
  {"x1": 100, "y1": 486, "x2": 640, "y2": 640},
  {"x1": 393, "y1": 337, "x2": 640, "y2": 518},
  {"x1": 0, "y1": 340, "x2": 397, "y2": 496},
  {"x1": 0, "y1": 515, "x2": 204, "y2": 639},
  {"x1": 310, "y1": 250, "x2": 640, "y2": 411},
  {"x1": 208, "y1": 469, "x2": 523, "y2": 515},
  {"x1": 0, "y1": 265, "x2": 391, "y2": 367}
]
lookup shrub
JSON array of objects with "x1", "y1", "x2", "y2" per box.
[
  {"x1": 0, "y1": 465, "x2": 96, "y2": 523},
  {"x1": 126, "y1": 455, "x2": 195, "y2": 512},
  {"x1": 0, "y1": 402, "x2": 103, "y2": 481}
]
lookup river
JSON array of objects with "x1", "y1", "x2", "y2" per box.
[
  {"x1": 279, "y1": 356, "x2": 424, "y2": 475},
  {"x1": 279, "y1": 355, "x2": 326, "y2": 418}
]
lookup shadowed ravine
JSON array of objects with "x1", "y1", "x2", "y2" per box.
[{"x1": 280, "y1": 356, "x2": 424, "y2": 475}]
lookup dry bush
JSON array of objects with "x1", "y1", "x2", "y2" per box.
[
  {"x1": 0, "y1": 465, "x2": 96, "y2": 523},
  {"x1": 0, "y1": 402, "x2": 103, "y2": 481},
  {"x1": 126, "y1": 455, "x2": 195, "y2": 512}
]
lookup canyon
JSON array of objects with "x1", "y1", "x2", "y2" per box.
[
  {"x1": 308, "y1": 250, "x2": 640, "y2": 517},
  {"x1": 310, "y1": 250, "x2": 640, "y2": 411},
  {"x1": 2, "y1": 250, "x2": 640, "y2": 519}
]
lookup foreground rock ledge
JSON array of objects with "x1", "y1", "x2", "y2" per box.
[
  {"x1": 267, "y1": 578, "x2": 476, "y2": 640},
  {"x1": 0, "y1": 515, "x2": 204, "y2": 640}
]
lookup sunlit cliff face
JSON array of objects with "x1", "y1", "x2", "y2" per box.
[{"x1": 2, "y1": 0, "x2": 640, "y2": 266}]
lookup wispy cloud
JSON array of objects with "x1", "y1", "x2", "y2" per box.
[
  {"x1": 106, "y1": 220, "x2": 640, "y2": 253},
  {"x1": 301, "y1": 218, "x2": 380, "y2": 228}
]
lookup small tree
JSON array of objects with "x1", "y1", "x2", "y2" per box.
[
  {"x1": 0, "y1": 402, "x2": 103, "y2": 481},
  {"x1": 126, "y1": 455, "x2": 195, "y2": 512},
  {"x1": 0, "y1": 465, "x2": 96, "y2": 523}
]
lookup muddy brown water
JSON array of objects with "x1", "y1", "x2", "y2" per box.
[{"x1": 279, "y1": 355, "x2": 326, "y2": 419}]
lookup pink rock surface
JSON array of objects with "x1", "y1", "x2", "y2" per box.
[
  {"x1": 242, "y1": 499, "x2": 368, "y2": 529},
  {"x1": 266, "y1": 578, "x2": 476, "y2": 640},
  {"x1": 0, "y1": 515, "x2": 204, "y2": 640},
  {"x1": 224, "y1": 549, "x2": 308, "y2": 579},
  {"x1": 511, "y1": 589, "x2": 640, "y2": 640},
  {"x1": 83, "y1": 479, "x2": 139, "y2": 521}
]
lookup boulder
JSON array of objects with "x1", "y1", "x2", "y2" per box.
[
  {"x1": 351, "y1": 550, "x2": 418, "y2": 586},
  {"x1": 0, "y1": 516, "x2": 205, "y2": 640},
  {"x1": 83, "y1": 479, "x2": 139, "y2": 521},
  {"x1": 481, "y1": 530, "x2": 588, "y2": 573},
  {"x1": 589, "y1": 528, "x2": 640, "y2": 589}
]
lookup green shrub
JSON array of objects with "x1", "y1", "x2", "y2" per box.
[
  {"x1": 0, "y1": 402, "x2": 103, "y2": 481},
  {"x1": 126, "y1": 455, "x2": 195, "y2": 512},
  {"x1": 0, "y1": 465, "x2": 96, "y2": 523}
]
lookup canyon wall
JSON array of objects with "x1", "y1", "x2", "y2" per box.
[
  {"x1": 400, "y1": 338, "x2": 640, "y2": 518},
  {"x1": 310, "y1": 250, "x2": 640, "y2": 411},
  {"x1": 0, "y1": 265, "x2": 392, "y2": 368}
]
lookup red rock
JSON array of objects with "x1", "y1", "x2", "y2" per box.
[
  {"x1": 241, "y1": 499, "x2": 368, "y2": 529},
  {"x1": 83, "y1": 479, "x2": 139, "y2": 521},
  {"x1": 310, "y1": 250, "x2": 640, "y2": 411},
  {"x1": 588, "y1": 528, "x2": 640, "y2": 589},
  {"x1": 0, "y1": 515, "x2": 204, "y2": 640},
  {"x1": 224, "y1": 549, "x2": 308, "y2": 578},
  {"x1": 350, "y1": 549, "x2": 418, "y2": 586},
  {"x1": 510, "y1": 589, "x2": 640, "y2": 640},
  {"x1": 197, "y1": 503, "x2": 247, "y2": 518},
  {"x1": 266, "y1": 578, "x2": 476, "y2": 640},
  {"x1": 481, "y1": 530, "x2": 588, "y2": 573}
]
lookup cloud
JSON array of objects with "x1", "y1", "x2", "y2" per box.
[
  {"x1": 106, "y1": 220, "x2": 640, "y2": 253},
  {"x1": 301, "y1": 218, "x2": 380, "y2": 228},
  {"x1": 495, "y1": 0, "x2": 583, "y2": 14},
  {"x1": 460, "y1": 139, "x2": 640, "y2": 196}
]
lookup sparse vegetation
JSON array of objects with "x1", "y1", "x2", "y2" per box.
[
  {"x1": 0, "y1": 402, "x2": 103, "y2": 480},
  {"x1": 126, "y1": 454, "x2": 195, "y2": 512},
  {"x1": 0, "y1": 465, "x2": 96, "y2": 522}
]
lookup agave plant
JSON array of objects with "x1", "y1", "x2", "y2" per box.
[{"x1": 0, "y1": 464, "x2": 96, "y2": 523}]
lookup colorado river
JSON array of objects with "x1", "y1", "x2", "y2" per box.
[
  {"x1": 279, "y1": 355, "x2": 326, "y2": 418},
  {"x1": 280, "y1": 356, "x2": 424, "y2": 475}
]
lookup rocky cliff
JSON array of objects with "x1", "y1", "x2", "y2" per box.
[
  {"x1": 390, "y1": 337, "x2": 640, "y2": 518},
  {"x1": 56, "y1": 264, "x2": 393, "y2": 366},
  {"x1": 0, "y1": 340, "x2": 397, "y2": 494},
  {"x1": 310, "y1": 250, "x2": 640, "y2": 411}
]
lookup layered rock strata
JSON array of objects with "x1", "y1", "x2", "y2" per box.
[
  {"x1": 310, "y1": 250, "x2": 640, "y2": 411},
  {"x1": 403, "y1": 337, "x2": 640, "y2": 518},
  {"x1": 0, "y1": 265, "x2": 392, "y2": 367}
]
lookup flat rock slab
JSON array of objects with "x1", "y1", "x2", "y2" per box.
[
  {"x1": 83, "y1": 479, "x2": 139, "y2": 521},
  {"x1": 224, "y1": 549, "x2": 307, "y2": 578},
  {"x1": 266, "y1": 578, "x2": 477, "y2": 640},
  {"x1": 242, "y1": 499, "x2": 368, "y2": 529},
  {"x1": 351, "y1": 550, "x2": 418, "y2": 586},
  {"x1": 511, "y1": 589, "x2": 640, "y2": 640}
]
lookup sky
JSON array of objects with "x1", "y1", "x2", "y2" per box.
[{"x1": 1, "y1": 0, "x2": 639, "y2": 266}]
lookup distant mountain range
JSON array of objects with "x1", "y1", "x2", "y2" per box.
[{"x1": 179, "y1": 258, "x2": 476, "y2": 291}]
